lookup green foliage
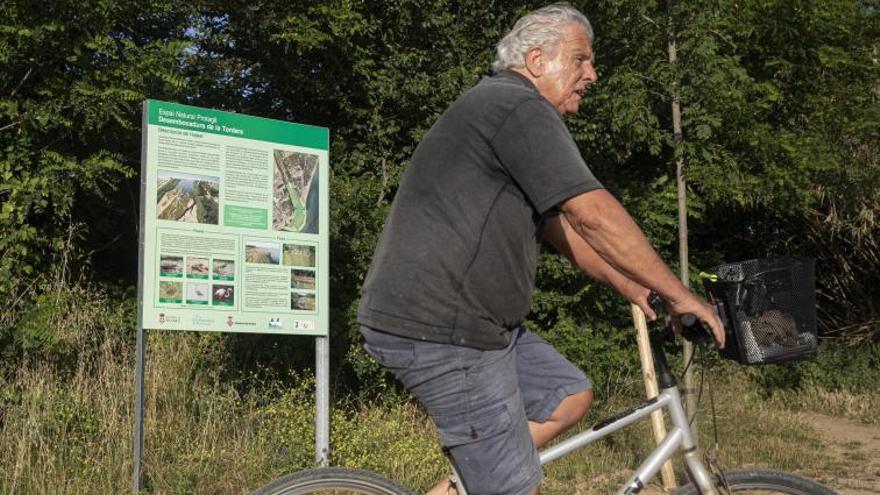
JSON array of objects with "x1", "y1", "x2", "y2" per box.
[
  {"x1": 1, "y1": 1, "x2": 878, "y2": 491},
  {"x1": 1, "y1": 0, "x2": 877, "y2": 392},
  {"x1": 5, "y1": 274, "x2": 872, "y2": 494},
  {"x1": 257, "y1": 372, "x2": 446, "y2": 493},
  {"x1": 0, "y1": 0, "x2": 194, "y2": 358},
  {"x1": 258, "y1": 374, "x2": 320, "y2": 471},
  {"x1": 330, "y1": 401, "x2": 447, "y2": 491},
  {"x1": 0, "y1": 270, "x2": 136, "y2": 375},
  {"x1": 529, "y1": 249, "x2": 646, "y2": 395}
]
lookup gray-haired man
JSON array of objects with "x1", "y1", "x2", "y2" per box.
[{"x1": 358, "y1": 4, "x2": 724, "y2": 494}]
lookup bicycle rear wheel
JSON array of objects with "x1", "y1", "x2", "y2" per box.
[
  {"x1": 250, "y1": 467, "x2": 415, "y2": 495},
  {"x1": 671, "y1": 469, "x2": 838, "y2": 494}
]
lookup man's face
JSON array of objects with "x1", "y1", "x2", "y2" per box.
[{"x1": 534, "y1": 23, "x2": 597, "y2": 115}]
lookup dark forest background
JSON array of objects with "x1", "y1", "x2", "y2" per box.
[{"x1": 1, "y1": 0, "x2": 878, "y2": 392}]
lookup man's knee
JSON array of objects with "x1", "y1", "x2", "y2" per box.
[
  {"x1": 575, "y1": 389, "x2": 594, "y2": 415},
  {"x1": 556, "y1": 389, "x2": 593, "y2": 428}
]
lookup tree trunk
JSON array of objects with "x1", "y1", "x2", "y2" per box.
[{"x1": 668, "y1": 0, "x2": 699, "y2": 443}]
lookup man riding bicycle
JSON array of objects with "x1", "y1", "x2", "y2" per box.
[{"x1": 358, "y1": 4, "x2": 725, "y2": 494}]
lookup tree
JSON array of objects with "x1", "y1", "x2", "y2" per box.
[
  {"x1": 0, "y1": 0, "x2": 194, "y2": 359},
  {"x1": 2, "y1": 0, "x2": 875, "y2": 384}
]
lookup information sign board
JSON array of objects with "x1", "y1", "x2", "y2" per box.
[{"x1": 138, "y1": 100, "x2": 329, "y2": 336}]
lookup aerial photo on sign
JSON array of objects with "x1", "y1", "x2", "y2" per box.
[
  {"x1": 156, "y1": 171, "x2": 220, "y2": 224},
  {"x1": 272, "y1": 150, "x2": 318, "y2": 233}
]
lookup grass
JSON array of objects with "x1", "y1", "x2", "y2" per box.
[
  {"x1": 0, "y1": 285, "x2": 279, "y2": 494},
  {"x1": 540, "y1": 365, "x2": 836, "y2": 494},
  {"x1": 1, "y1": 283, "x2": 877, "y2": 493},
  {"x1": 767, "y1": 384, "x2": 880, "y2": 425}
]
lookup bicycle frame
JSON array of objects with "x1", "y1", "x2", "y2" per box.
[
  {"x1": 451, "y1": 383, "x2": 717, "y2": 495},
  {"x1": 539, "y1": 383, "x2": 716, "y2": 495},
  {"x1": 450, "y1": 329, "x2": 720, "y2": 495}
]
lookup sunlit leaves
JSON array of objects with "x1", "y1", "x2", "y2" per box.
[{"x1": 0, "y1": 0, "x2": 194, "y2": 334}]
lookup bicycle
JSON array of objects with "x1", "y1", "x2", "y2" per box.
[{"x1": 250, "y1": 258, "x2": 837, "y2": 495}]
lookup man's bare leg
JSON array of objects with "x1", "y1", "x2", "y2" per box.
[
  {"x1": 425, "y1": 391, "x2": 593, "y2": 495},
  {"x1": 529, "y1": 390, "x2": 593, "y2": 448}
]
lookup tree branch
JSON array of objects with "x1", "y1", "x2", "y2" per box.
[
  {"x1": 376, "y1": 157, "x2": 388, "y2": 206},
  {"x1": 0, "y1": 121, "x2": 21, "y2": 133},
  {"x1": 10, "y1": 67, "x2": 33, "y2": 98}
]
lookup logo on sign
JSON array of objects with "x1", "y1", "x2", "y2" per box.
[
  {"x1": 158, "y1": 313, "x2": 180, "y2": 324},
  {"x1": 192, "y1": 315, "x2": 215, "y2": 326},
  {"x1": 292, "y1": 320, "x2": 315, "y2": 331}
]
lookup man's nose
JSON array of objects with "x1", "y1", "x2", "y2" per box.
[{"x1": 583, "y1": 63, "x2": 597, "y2": 83}]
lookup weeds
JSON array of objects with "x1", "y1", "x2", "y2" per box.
[{"x1": 0, "y1": 283, "x2": 876, "y2": 494}]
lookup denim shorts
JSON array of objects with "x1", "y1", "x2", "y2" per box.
[{"x1": 360, "y1": 325, "x2": 591, "y2": 495}]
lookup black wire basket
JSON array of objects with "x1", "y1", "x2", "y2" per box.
[{"x1": 702, "y1": 258, "x2": 817, "y2": 365}]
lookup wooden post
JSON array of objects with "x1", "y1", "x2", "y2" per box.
[{"x1": 632, "y1": 304, "x2": 677, "y2": 490}]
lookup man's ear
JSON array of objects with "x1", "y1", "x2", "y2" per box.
[{"x1": 523, "y1": 47, "x2": 545, "y2": 77}]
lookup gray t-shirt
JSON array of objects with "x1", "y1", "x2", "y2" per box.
[{"x1": 357, "y1": 70, "x2": 603, "y2": 349}]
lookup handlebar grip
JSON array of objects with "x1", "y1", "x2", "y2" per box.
[
  {"x1": 680, "y1": 314, "x2": 712, "y2": 344},
  {"x1": 646, "y1": 292, "x2": 712, "y2": 344}
]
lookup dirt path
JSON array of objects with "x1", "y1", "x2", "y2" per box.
[
  {"x1": 802, "y1": 412, "x2": 880, "y2": 495},
  {"x1": 635, "y1": 413, "x2": 880, "y2": 494}
]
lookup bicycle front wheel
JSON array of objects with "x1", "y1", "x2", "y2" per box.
[
  {"x1": 672, "y1": 469, "x2": 838, "y2": 495},
  {"x1": 250, "y1": 467, "x2": 415, "y2": 495}
]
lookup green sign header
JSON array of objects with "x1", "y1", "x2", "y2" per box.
[{"x1": 147, "y1": 99, "x2": 329, "y2": 150}]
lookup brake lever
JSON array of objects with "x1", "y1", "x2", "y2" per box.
[
  {"x1": 646, "y1": 292, "x2": 675, "y2": 344},
  {"x1": 647, "y1": 292, "x2": 713, "y2": 345},
  {"x1": 648, "y1": 292, "x2": 664, "y2": 314},
  {"x1": 680, "y1": 314, "x2": 713, "y2": 345}
]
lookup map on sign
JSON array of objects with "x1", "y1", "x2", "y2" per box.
[
  {"x1": 272, "y1": 150, "x2": 319, "y2": 233},
  {"x1": 138, "y1": 100, "x2": 329, "y2": 336},
  {"x1": 156, "y1": 172, "x2": 221, "y2": 224}
]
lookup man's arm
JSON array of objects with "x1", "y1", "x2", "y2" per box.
[
  {"x1": 557, "y1": 188, "x2": 725, "y2": 347},
  {"x1": 542, "y1": 212, "x2": 656, "y2": 320}
]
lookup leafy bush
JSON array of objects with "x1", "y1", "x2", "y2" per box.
[{"x1": 257, "y1": 372, "x2": 446, "y2": 493}]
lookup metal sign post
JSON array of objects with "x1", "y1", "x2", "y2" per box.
[
  {"x1": 315, "y1": 336, "x2": 330, "y2": 466},
  {"x1": 132, "y1": 325, "x2": 146, "y2": 491},
  {"x1": 132, "y1": 330, "x2": 329, "y2": 491},
  {"x1": 133, "y1": 107, "x2": 150, "y2": 492}
]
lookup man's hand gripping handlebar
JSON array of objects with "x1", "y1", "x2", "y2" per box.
[{"x1": 647, "y1": 292, "x2": 726, "y2": 348}]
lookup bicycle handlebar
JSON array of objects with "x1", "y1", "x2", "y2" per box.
[{"x1": 647, "y1": 292, "x2": 714, "y2": 346}]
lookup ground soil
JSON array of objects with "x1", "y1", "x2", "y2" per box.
[
  {"x1": 638, "y1": 413, "x2": 880, "y2": 494},
  {"x1": 803, "y1": 412, "x2": 880, "y2": 495}
]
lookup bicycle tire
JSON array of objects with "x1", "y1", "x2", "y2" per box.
[
  {"x1": 671, "y1": 469, "x2": 838, "y2": 495},
  {"x1": 250, "y1": 467, "x2": 415, "y2": 495}
]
